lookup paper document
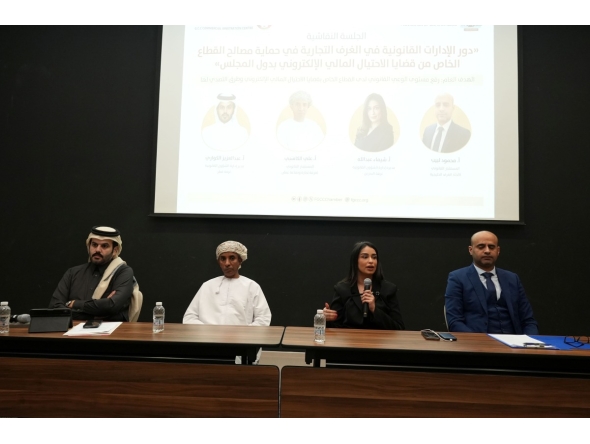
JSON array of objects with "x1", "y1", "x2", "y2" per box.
[
  {"x1": 489, "y1": 334, "x2": 555, "y2": 349},
  {"x1": 64, "y1": 321, "x2": 122, "y2": 336}
]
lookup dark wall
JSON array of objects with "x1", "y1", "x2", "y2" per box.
[{"x1": 1, "y1": 26, "x2": 589, "y2": 335}]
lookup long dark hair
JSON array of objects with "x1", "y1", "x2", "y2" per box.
[
  {"x1": 341, "y1": 241, "x2": 385, "y2": 287},
  {"x1": 356, "y1": 93, "x2": 388, "y2": 138}
]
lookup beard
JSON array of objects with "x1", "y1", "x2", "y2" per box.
[{"x1": 90, "y1": 251, "x2": 113, "y2": 265}]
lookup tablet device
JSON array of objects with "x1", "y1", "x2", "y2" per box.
[{"x1": 28, "y1": 308, "x2": 73, "y2": 333}]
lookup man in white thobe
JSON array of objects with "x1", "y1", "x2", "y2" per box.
[
  {"x1": 183, "y1": 240, "x2": 271, "y2": 327},
  {"x1": 183, "y1": 241, "x2": 271, "y2": 364}
]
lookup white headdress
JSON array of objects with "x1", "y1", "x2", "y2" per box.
[{"x1": 86, "y1": 226, "x2": 122, "y2": 257}]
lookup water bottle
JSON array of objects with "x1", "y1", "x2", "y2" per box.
[
  {"x1": 0, "y1": 302, "x2": 10, "y2": 334},
  {"x1": 153, "y1": 302, "x2": 165, "y2": 333},
  {"x1": 314, "y1": 309, "x2": 326, "y2": 343}
]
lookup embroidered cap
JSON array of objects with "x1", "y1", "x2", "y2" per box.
[{"x1": 216, "y1": 240, "x2": 247, "y2": 261}]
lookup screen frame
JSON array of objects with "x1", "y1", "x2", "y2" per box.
[{"x1": 150, "y1": 25, "x2": 525, "y2": 225}]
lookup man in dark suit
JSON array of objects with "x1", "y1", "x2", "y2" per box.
[
  {"x1": 444, "y1": 231, "x2": 538, "y2": 334},
  {"x1": 423, "y1": 93, "x2": 471, "y2": 153}
]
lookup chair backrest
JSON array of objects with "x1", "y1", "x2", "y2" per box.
[
  {"x1": 128, "y1": 278, "x2": 143, "y2": 322},
  {"x1": 443, "y1": 305, "x2": 449, "y2": 331}
]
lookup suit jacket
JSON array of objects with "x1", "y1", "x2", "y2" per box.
[
  {"x1": 423, "y1": 121, "x2": 471, "y2": 153},
  {"x1": 444, "y1": 265, "x2": 538, "y2": 334},
  {"x1": 328, "y1": 279, "x2": 404, "y2": 330},
  {"x1": 354, "y1": 122, "x2": 394, "y2": 152}
]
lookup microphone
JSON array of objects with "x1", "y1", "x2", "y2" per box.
[
  {"x1": 10, "y1": 314, "x2": 31, "y2": 324},
  {"x1": 363, "y1": 278, "x2": 371, "y2": 318}
]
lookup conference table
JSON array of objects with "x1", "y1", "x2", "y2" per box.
[
  {"x1": 0, "y1": 323, "x2": 285, "y2": 417},
  {"x1": 1, "y1": 322, "x2": 285, "y2": 364},
  {"x1": 3, "y1": 324, "x2": 590, "y2": 417},
  {"x1": 280, "y1": 327, "x2": 590, "y2": 417}
]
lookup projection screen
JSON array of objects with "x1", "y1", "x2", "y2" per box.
[{"x1": 153, "y1": 25, "x2": 520, "y2": 222}]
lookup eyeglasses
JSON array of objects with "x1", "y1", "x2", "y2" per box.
[{"x1": 564, "y1": 336, "x2": 589, "y2": 348}]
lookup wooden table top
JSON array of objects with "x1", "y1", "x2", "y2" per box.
[
  {"x1": 282, "y1": 327, "x2": 590, "y2": 355},
  {"x1": 2, "y1": 322, "x2": 285, "y2": 346},
  {"x1": 282, "y1": 327, "x2": 590, "y2": 373},
  {"x1": 0, "y1": 323, "x2": 285, "y2": 363}
]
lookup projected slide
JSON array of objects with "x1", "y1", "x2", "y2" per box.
[{"x1": 154, "y1": 25, "x2": 520, "y2": 221}]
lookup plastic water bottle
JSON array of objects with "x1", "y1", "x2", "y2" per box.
[
  {"x1": 314, "y1": 309, "x2": 326, "y2": 343},
  {"x1": 0, "y1": 302, "x2": 10, "y2": 334},
  {"x1": 153, "y1": 302, "x2": 165, "y2": 333}
]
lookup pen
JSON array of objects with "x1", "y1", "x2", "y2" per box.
[{"x1": 522, "y1": 343, "x2": 555, "y2": 349}]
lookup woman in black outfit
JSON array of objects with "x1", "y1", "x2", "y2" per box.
[
  {"x1": 354, "y1": 93, "x2": 394, "y2": 152},
  {"x1": 324, "y1": 241, "x2": 404, "y2": 330}
]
